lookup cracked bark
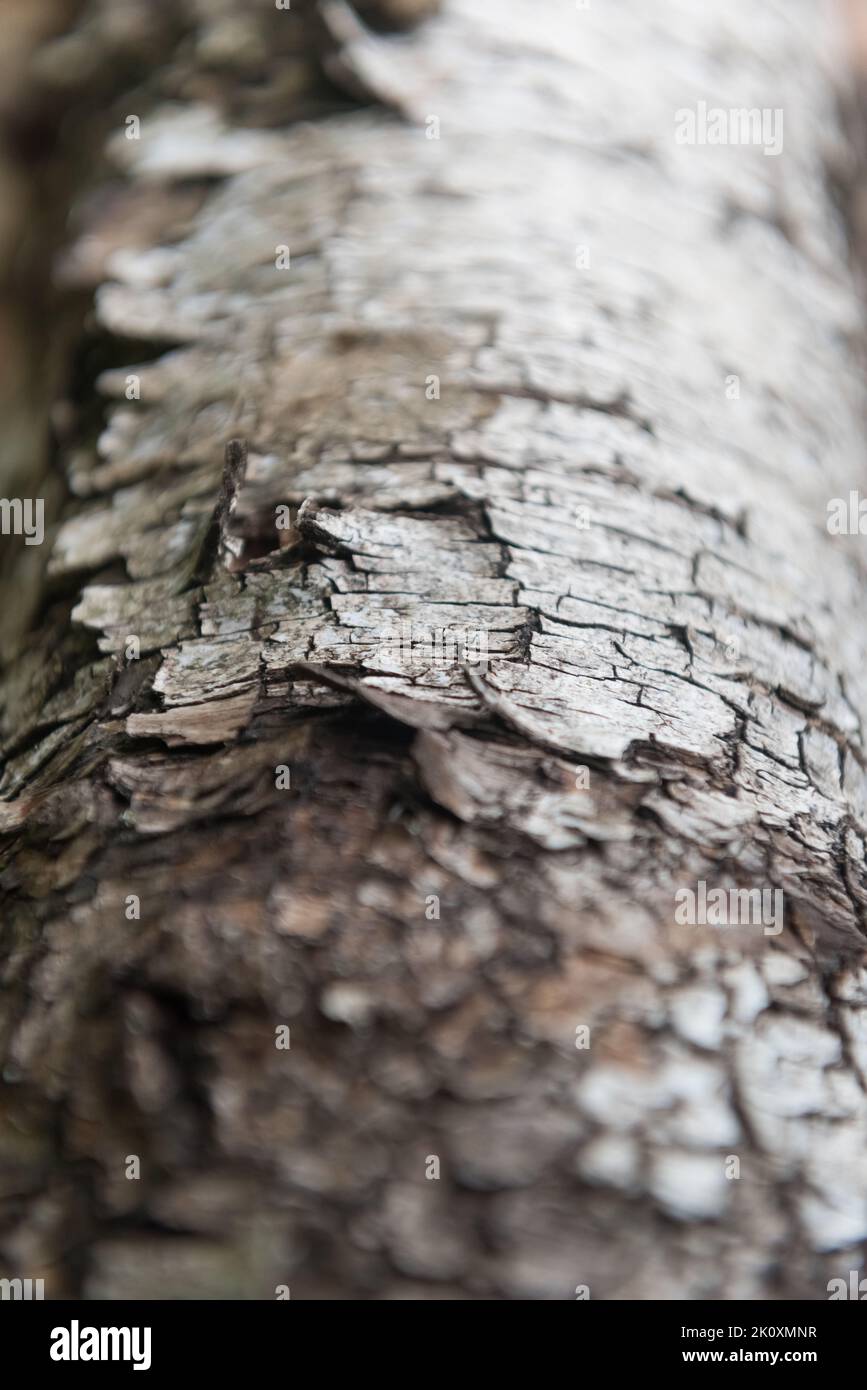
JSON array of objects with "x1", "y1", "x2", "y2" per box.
[{"x1": 3, "y1": 0, "x2": 867, "y2": 1300}]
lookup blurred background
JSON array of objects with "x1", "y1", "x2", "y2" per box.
[{"x1": 0, "y1": 0, "x2": 439, "y2": 656}]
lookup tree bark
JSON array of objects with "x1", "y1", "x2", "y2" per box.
[{"x1": 3, "y1": 0, "x2": 867, "y2": 1300}]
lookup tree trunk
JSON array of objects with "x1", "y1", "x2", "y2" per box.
[{"x1": 3, "y1": 0, "x2": 867, "y2": 1300}]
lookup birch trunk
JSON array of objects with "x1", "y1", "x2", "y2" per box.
[{"x1": 3, "y1": 0, "x2": 867, "y2": 1300}]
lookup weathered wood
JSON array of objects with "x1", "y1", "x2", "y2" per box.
[{"x1": 3, "y1": 0, "x2": 867, "y2": 1299}]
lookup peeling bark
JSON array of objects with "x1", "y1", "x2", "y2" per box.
[{"x1": 3, "y1": 0, "x2": 867, "y2": 1299}]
